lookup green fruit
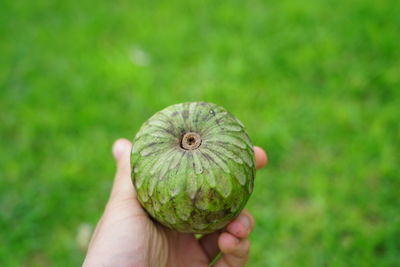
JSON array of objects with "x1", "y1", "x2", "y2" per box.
[{"x1": 131, "y1": 102, "x2": 255, "y2": 233}]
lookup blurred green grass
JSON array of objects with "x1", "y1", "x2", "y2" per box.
[{"x1": 1, "y1": 0, "x2": 399, "y2": 266}]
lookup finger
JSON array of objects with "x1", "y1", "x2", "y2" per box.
[
  {"x1": 89, "y1": 139, "x2": 139, "y2": 249},
  {"x1": 226, "y1": 210, "x2": 254, "y2": 239},
  {"x1": 253, "y1": 146, "x2": 268, "y2": 169},
  {"x1": 109, "y1": 138, "x2": 136, "y2": 201},
  {"x1": 199, "y1": 210, "x2": 254, "y2": 261},
  {"x1": 214, "y1": 233, "x2": 250, "y2": 267}
]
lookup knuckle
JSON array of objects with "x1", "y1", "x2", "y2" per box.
[
  {"x1": 244, "y1": 239, "x2": 250, "y2": 250},
  {"x1": 234, "y1": 239, "x2": 250, "y2": 258}
]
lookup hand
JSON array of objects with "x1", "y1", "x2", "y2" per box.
[{"x1": 84, "y1": 138, "x2": 268, "y2": 267}]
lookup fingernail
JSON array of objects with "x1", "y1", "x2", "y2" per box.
[
  {"x1": 232, "y1": 235, "x2": 240, "y2": 245},
  {"x1": 238, "y1": 215, "x2": 251, "y2": 230},
  {"x1": 112, "y1": 140, "x2": 127, "y2": 160}
]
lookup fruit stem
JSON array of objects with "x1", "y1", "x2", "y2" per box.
[{"x1": 181, "y1": 132, "x2": 202, "y2": 150}]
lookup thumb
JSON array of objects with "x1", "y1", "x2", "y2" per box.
[{"x1": 109, "y1": 138, "x2": 136, "y2": 201}]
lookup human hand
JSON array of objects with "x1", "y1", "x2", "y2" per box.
[{"x1": 83, "y1": 138, "x2": 268, "y2": 267}]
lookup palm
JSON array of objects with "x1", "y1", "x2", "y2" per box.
[
  {"x1": 128, "y1": 198, "x2": 213, "y2": 266},
  {"x1": 161, "y1": 229, "x2": 210, "y2": 266}
]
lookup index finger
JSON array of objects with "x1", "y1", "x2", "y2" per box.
[{"x1": 253, "y1": 146, "x2": 268, "y2": 169}]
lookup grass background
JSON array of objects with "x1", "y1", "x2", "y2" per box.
[{"x1": 1, "y1": 0, "x2": 399, "y2": 266}]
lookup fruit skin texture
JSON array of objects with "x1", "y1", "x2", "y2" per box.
[{"x1": 131, "y1": 102, "x2": 255, "y2": 234}]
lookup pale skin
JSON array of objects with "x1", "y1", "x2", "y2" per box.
[{"x1": 84, "y1": 138, "x2": 268, "y2": 267}]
